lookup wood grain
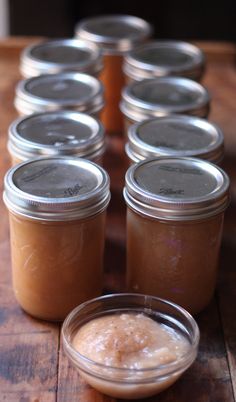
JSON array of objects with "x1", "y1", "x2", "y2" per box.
[{"x1": 0, "y1": 37, "x2": 236, "y2": 402}]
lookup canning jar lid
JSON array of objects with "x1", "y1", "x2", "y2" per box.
[
  {"x1": 4, "y1": 157, "x2": 110, "y2": 221},
  {"x1": 75, "y1": 15, "x2": 152, "y2": 54},
  {"x1": 124, "y1": 157, "x2": 230, "y2": 221},
  {"x1": 120, "y1": 77, "x2": 210, "y2": 122},
  {"x1": 126, "y1": 115, "x2": 224, "y2": 164},
  {"x1": 20, "y1": 39, "x2": 103, "y2": 78},
  {"x1": 8, "y1": 111, "x2": 105, "y2": 161},
  {"x1": 123, "y1": 40, "x2": 205, "y2": 81},
  {"x1": 14, "y1": 72, "x2": 104, "y2": 115}
]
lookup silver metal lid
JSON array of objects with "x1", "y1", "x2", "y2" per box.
[
  {"x1": 14, "y1": 72, "x2": 104, "y2": 116},
  {"x1": 3, "y1": 157, "x2": 110, "y2": 221},
  {"x1": 123, "y1": 41, "x2": 205, "y2": 81},
  {"x1": 20, "y1": 39, "x2": 103, "y2": 78},
  {"x1": 75, "y1": 15, "x2": 152, "y2": 54},
  {"x1": 124, "y1": 157, "x2": 230, "y2": 221},
  {"x1": 126, "y1": 115, "x2": 224, "y2": 164},
  {"x1": 120, "y1": 77, "x2": 210, "y2": 122},
  {"x1": 8, "y1": 111, "x2": 105, "y2": 161}
]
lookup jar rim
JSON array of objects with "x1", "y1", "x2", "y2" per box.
[
  {"x1": 20, "y1": 38, "x2": 103, "y2": 78},
  {"x1": 3, "y1": 156, "x2": 110, "y2": 221},
  {"x1": 124, "y1": 157, "x2": 230, "y2": 221},
  {"x1": 121, "y1": 77, "x2": 210, "y2": 120},
  {"x1": 8, "y1": 110, "x2": 105, "y2": 159},
  {"x1": 123, "y1": 40, "x2": 205, "y2": 81},
  {"x1": 75, "y1": 14, "x2": 152, "y2": 54},
  {"x1": 126, "y1": 115, "x2": 224, "y2": 164},
  {"x1": 15, "y1": 72, "x2": 104, "y2": 115}
]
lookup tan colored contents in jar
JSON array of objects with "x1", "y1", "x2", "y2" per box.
[
  {"x1": 9, "y1": 211, "x2": 106, "y2": 321},
  {"x1": 127, "y1": 208, "x2": 224, "y2": 314},
  {"x1": 73, "y1": 313, "x2": 189, "y2": 398},
  {"x1": 99, "y1": 54, "x2": 125, "y2": 134}
]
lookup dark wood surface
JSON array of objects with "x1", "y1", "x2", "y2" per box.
[{"x1": 0, "y1": 37, "x2": 236, "y2": 402}]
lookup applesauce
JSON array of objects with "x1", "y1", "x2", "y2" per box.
[
  {"x1": 3, "y1": 157, "x2": 110, "y2": 321},
  {"x1": 75, "y1": 15, "x2": 152, "y2": 134},
  {"x1": 124, "y1": 157, "x2": 230, "y2": 314},
  {"x1": 62, "y1": 293, "x2": 199, "y2": 399},
  {"x1": 73, "y1": 313, "x2": 189, "y2": 368},
  {"x1": 99, "y1": 54, "x2": 125, "y2": 133},
  {"x1": 8, "y1": 111, "x2": 105, "y2": 166}
]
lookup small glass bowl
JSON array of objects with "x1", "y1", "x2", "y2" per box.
[{"x1": 62, "y1": 293, "x2": 199, "y2": 399}]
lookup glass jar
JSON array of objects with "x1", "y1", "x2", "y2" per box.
[
  {"x1": 126, "y1": 115, "x2": 224, "y2": 165},
  {"x1": 20, "y1": 39, "x2": 103, "y2": 78},
  {"x1": 124, "y1": 157, "x2": 230, "y2": 314},
  {"x1": 123, "y1": 40, "x2": 205, "y2": 83},
  {"x1": 3, "y1": 157, "x2": 110, "y2": 321},
  {"x1": 62, "y1": 293, "x2": 199, "y2": 399},
  {"x1": 14, "y1": 72, "x2": 104, "y2": 117},
  {"x1": 120, "y1": 77, "x2": 210, "y2": 134},
  {"x1": 8, "y1": 110, "x2": 105, "y2": 166},
  {"x1": 75, "y1": 15, "x2": 152, "y2": 134}
]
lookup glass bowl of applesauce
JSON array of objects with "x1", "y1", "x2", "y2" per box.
[{"x1": 62, "y1": 293, "x2": 199, "y2": 399}]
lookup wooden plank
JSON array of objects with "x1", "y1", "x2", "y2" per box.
[
  {"x1": 218, "y1": 228, "x2": 236, "y2": 401},
  {"x1": 203, "y1": 59, "x2": 236, "y2": 400},
  {"x1": 204, "y1": 65, "x2": 236, "y2": 398},
  {"x1": 194, "y1": 41, "x2": 236, "y2": 63},
  {"x1": 0, "y1": 41, "x2": 60, "y2": 402},
  {"x1": 0, "y1": 36, "x2": 45, "y2": 57},
  {"x1": 0, "y1": 333, "x2": 58, "y2": 402}
]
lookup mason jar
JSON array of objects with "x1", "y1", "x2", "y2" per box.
[
  {"x1": 124, "y1": 157, "x2": 230, "y2": 314},
  {"x1": 120, "y1": 77, "x2": 210, "y2": 134},
  {"x1": 75, "y1": 15, "x2": 152, "y2": 134},
  {"x1": 8, "y1": 111, "x2": 105, "y2": 166},
  {"x1": 126, "y1": 115, "x2": 224, "y2": 165},
  {"x1": 14, "y1": 72, "x2": 104, "y2": 117},
  {"x1": 123, "y1": 40, "x2": 205, "y2": 83},
  {"x1": 3, "y1": 157, "x2": 110, "y2": 321},
  {"x1": 20, "y1": 39, "x2": 103, "y2": 78}
]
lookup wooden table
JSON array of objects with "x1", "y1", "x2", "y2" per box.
[{"x1": 0, "y1": 37, "x2": 236, "y2": 402}]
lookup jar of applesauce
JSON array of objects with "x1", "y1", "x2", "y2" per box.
[
  {"x1": 20, "y1": 38, "x2": 103, "y2": 78},
  {"x1": 8, "y1": 110, "x2": 105, "y2": 166},
  {"x1": 3, "y1": 157, "x2": 110, "y2": 321},
  {"x1": 124, "y1": 157, "x2": 230, "y2": 314},
  {"x1": 75, "y1": 15, "x2": 152, "y2": 134},
  {"x1": 123, "y1": 40, "x2": 205, "y2": 83},
  {"x1": 14, "y1": 72, "x2": 104, "y2": 117},
  {"x1": 120, "y1": 77, "x2": 210, "y2": 135},
  {"x1": 126, "y1": 115, "x2": 224, "y2": 165}
]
